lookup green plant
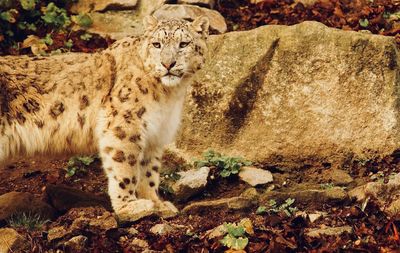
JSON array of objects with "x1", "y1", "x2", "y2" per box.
[
  {"x1": 194, "y1": 150, "x2": 251, "y2": 178},
  {"x1": 359, "y1": 18, "x2": 369, "y2": 28},
  {"x1": 7, "y1": 213, "x2": 49, "y2": 231},
  {"x1": 256, "y1": 198, "x2": 298, "y2": 217},
  {"x1": 220, "y1": 222, "x2": 249, "y2": 250},
  {"x1": 0, "y1": 0, "x2": 92, "y2": 55},
  {"x1": 65, "y1": 155, "x2": 96, "y2": 177},
  {"x1": 320, "y1": 183, "x2": 335, "y2": 190}
]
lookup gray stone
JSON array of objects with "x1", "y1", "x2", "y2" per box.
[
  {"x1": 305, "y1": 226, "x2": 353, "y2": 238},
  {"x1": 0, "y1": 228, "x2": 29, "y2": 253},
  {"x1": 70, "y1": 0, "x2": 138, "y2": 13},
  {"x1": 239, "y1": 166, "x2": 273, "y2": 186},
  {"x1": 177, "y1": 21, "x2": 400, "y2": 166},
  {"x1": 178, "y1": 0, "x2": 215, "y2": 9},
  {"x1": 153, "y1": 4, "x2": 227, "y2": 34},
  {"x1": 172, "y1": 167, "x2": 210, "y2": 201},
  {"x1": 0, "y1": 192, "x2": 55, "y2": 222}
]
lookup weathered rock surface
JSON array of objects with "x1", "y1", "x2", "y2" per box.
[
  {"x1": 177, "y1": 21, "x2": 400, "y2": 166},
  {"x1": 260, "y1": 185, "x2": 349, "y2": 205},
  {"x1": 0, "y1": 228, "x2": 29, "y2": 253},
  {"x1": 349, "y1": 173, "x2": 400, "y2": 215},
  {"x1": 0, "y1": 192, "x2": 55, "y2": 221},
  {"x1": 322, "y1": 169, "x2": 354, "y2": 186},
  {"x1": 178, "y1": 0, "x2": 215, "y2": 9},
  {"x1": 48, "y1": 207, "x2": 117, "y2": 242},
  {"x1": 45, "y1": 184, "x2": 112, "y2": 212},
  {"x1": 182, "y1": 188, "x2": 258, "y2": 213},
  {"x1": 239, "y1": 166, "x2": 273, "y2": 186},
  {"x1": 171, "y1": 166, "x2": 210, "y2": 201},
  {"x1": 305, "y1": 225, "x2": 353, "y2": 238},
  {"x1": 70, "y1": 0, "x2": 138, "y2": 14},
  {"x1": 153, "y1": 4, "x2": 227, "y2": 34}
]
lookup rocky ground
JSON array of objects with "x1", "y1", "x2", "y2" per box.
[
  {"x1": 1, "y1": 151, "x2": 400, "y2": 252},
  {"x1": 2, "y1": 0, "x2": 400, "y2": 252}
]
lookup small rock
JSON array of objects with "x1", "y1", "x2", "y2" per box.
[
  {"x1": 64, "y1": 235, "x2": 88, "y2": 252},
  {"x1": 305, "y1": 226, "x2": 353, "y2": 238},
  {"x1": 70, "y1": 0, "x2": 138, "y2": 13},
  {"x1": 131, "y1": 238, "x2": 149, "y2": 249},
  {"x1": 127, "y1": 227, "x2": 139, "y2": 236},
  {"x1": 153, "y1": 4, "x2": 227, "y2": 34},
  {"x1": 0, "y1": 228, "x2": 29, "y2": 253},
  {"x1": 308, "y1": 211, "x2": 327, "y2": 223},
  {"x1": 183, "y1": 189, "x2": 257, "y2": 213},
  {"x1": 324, "y1": 169, "x2": 354, "y2": 185},
  {"x1": 295, "y1": 0, "x2": 318, "y2": 6},
  {"x1": 178, "y1": 0, "x2": 215, "y2": 9},
  {"x1": 349, "y1": 173, "x2": 400, "y2": 215},
  {"x1": 239, "y1": 166, "x2": 273, "y2": 186},
  {"x1": 0, "y1": 191, "x2": 55, "y2": 222},
  {"x1": 150, "y1": 223, "x2": 175, "y2": 236},
  {"x1": 172, "y1": 167, "x2": 210, "y2": 201},
  {"x1": 45, "y1": 184, "x2": 112, "y2": 212}
]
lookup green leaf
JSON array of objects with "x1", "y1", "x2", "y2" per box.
[
  {"x1": 65, "y1": 167, "x2": 77, "y2": 177},
  {"x1": 72, "y1": 13, "x2": 92, "y2": 28},
  {"x1": 80, "y1": 33, "x2": 92, "y2": 41},
  {"x1": 64, "y1": 39, "x2": 73, "y2": 48},
  {"x1": 41, "y1": 3, "x2": 71, "y2": 29},
  {"x1": 256, "y1": 206, "x2": 267, "y2": 214},
  {"x1": 0, "y1": 9, "x2": 18, "y2": 23},
  {"x1": 18, "y1": 22, "x2": 37, "y2": 31},
  {"x1": 42, "y1": 34, "x2": 53, "y2": 45},
  {"x1": 359, "y1": 18, "x2": 369, "y2": 28},
  {"x1": 20, "y1": 0, "x2": 36, "y2": 10},
  {"x1": 220, "y1": 234, "x2": 248, "y2": 250},
  {"x1": 225, "y1": 223, "x2": 246, "y2": 237},
  {"x1": 77, "y1": 156, "x2": 95, "y2": 165}
]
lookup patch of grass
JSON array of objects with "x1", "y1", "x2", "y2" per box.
[
  {"x1": 64, "y1": 155, "x2": 97, "y2": 178},
  {"x1": 320, "y1": 183, "x2": 335, "y2": 190},
  {"x1": 7, "y1": 213, "x2": 49, "y2": 231},
  {"x1": 256, "y1": 198, "x2": 298, "y2": 217},
  {"x1": 194, "y1": 150, "x2": 251, "y2": 178}
]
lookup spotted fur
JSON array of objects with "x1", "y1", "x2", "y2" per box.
[{"x1": 0, "y1": 16, "x2": 209, "y2": 221}]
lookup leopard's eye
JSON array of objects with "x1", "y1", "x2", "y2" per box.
[
  {"x1": 152, "y1": 42, "x2": 161, "y2": 48},
  {"x1": 179, "y1": 42, "x2": 189, "y2": 48}
]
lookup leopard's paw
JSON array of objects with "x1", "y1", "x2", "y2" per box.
[
  {"x1": 115, "y1": 199, "x2": 156, "y2": 222},
  {"x1": 156, "y1": 201, "x2": 179, "y2": 218}
]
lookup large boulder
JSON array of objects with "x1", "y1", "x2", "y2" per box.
[{"x1": 176, "y1": 21, "x2": 400, "y2": 165}]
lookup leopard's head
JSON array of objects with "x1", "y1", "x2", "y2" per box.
[{"x1": 140, "y1": 16, "x2": 209, "y2": 87}]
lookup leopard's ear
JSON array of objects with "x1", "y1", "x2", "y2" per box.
[
  {"x1": 143, "y1": 15, "x2": 158, "y2": 31},
  {"x1": 192, "y1": 16, "x2": 209, "y2": 38}
]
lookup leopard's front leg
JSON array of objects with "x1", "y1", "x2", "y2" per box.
[
  {"x1": 98, "y1": 124, "x2": 157, "y2": 222},
  {"x1": 136, "y1": 149, "x2": 178, "y2": 218}
]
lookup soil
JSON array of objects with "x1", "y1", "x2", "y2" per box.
[{"x1": 1, "y1": 153, "x2": 400, "y2": 252}]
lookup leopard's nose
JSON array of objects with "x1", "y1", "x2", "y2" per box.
[{"x1": 162, "y1": 61, "x2": 176, "y2": 70}]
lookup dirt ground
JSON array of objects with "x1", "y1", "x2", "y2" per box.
[{"x1": 1, "y1": 153, "x2": 400, "y2": 252}]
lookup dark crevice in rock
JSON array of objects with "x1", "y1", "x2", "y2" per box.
[{"x1": 224, "y1": 38, "x2": 280, "y2": 139}]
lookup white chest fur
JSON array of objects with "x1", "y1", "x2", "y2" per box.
[{"x1": 143, "y1": 87, "x2": 187, "y2": 151}]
